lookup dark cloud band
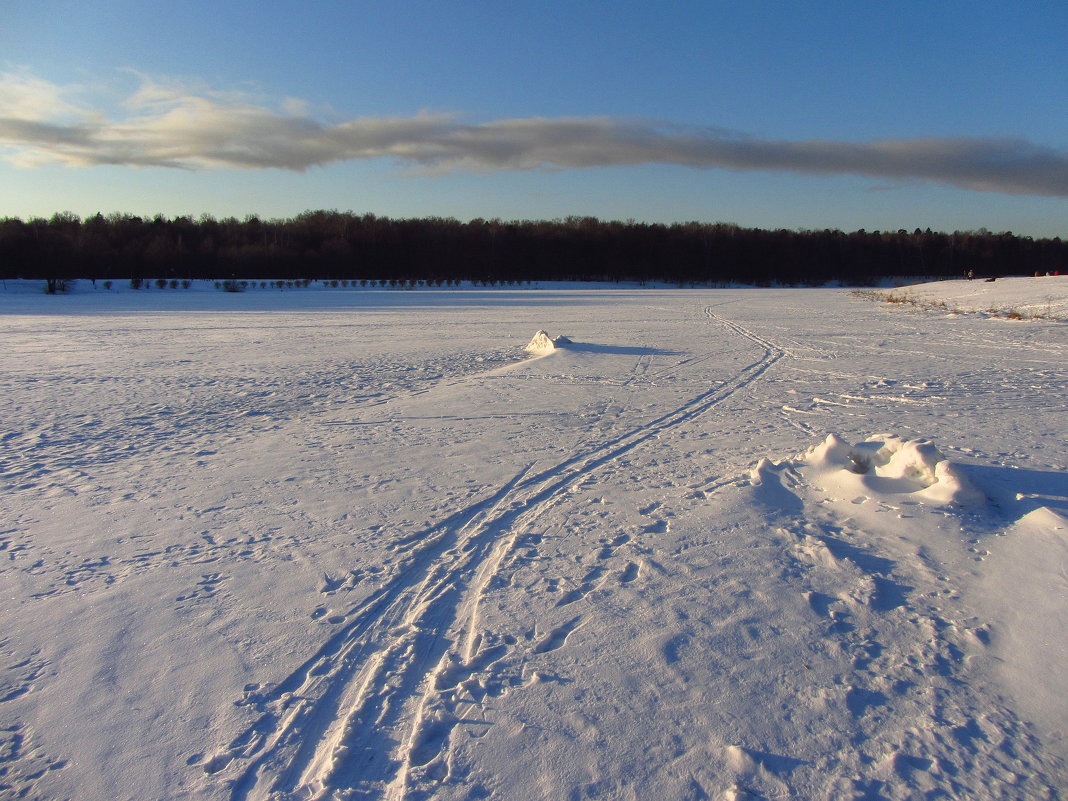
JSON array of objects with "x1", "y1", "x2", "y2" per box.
[{"x1": 2, "y1": 73, "x2": 1066, "y2": 196}]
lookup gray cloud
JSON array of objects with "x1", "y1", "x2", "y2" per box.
[{"x1": 2, "y1": 72, "x2": 1067, "y2": 196}]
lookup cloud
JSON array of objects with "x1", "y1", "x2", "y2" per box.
[
  {"x1": 2, "y1": 71, "x2": 1067, "y2": 196},
  {"x1": 0, "y1": 70, "x2": 85, "y2": 121}
]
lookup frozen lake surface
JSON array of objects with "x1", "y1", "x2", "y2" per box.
[{"x1": 1, "y1": 282, "x2": 1066, "y2": 800}]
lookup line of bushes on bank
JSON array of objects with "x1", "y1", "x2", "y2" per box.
[{"x1": 6, "y1": 211, "x2": 1065, "y2": 290}]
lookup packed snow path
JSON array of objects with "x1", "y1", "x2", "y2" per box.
[{"x1": 0, "y1": 287, "x2": 1065, "y2": 800}]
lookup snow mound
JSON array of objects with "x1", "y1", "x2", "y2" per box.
[
  {"x1": 803, "y1": 433, "x2": 854, "y2": 471},
  {"x1": 880, "y1": 439, "x2": 943, "y2": 485},
  {"x1": 748, "y1": 457, "x2": 779, "y2": 485},
  {"x1": 1020, "y1": 505, "x2": 1068, "y2": 529},
  {"x1": 523, "y1": 330, "x2": 572, "y2": 354},
  {"x1": 800, "y1": 433, "x2": 986, "y2": 507},
  {"x1": 916, "y1": 460, "x2": 987, "y2": 507}
]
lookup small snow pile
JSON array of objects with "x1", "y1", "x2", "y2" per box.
[
  {"x1": 523, "y1": 330, "x2": 572, "y2": 354},
  {"x1": 803, "y1": 433, "x2": 854, "y2": 471},
  {"x1": 748, "y1": 457, "x2": 778, "y2": 486},
  {"x1": 801, "y1": 433, "x2": 985, "y2": 507}
]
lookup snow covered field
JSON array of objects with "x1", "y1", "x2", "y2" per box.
[{"x1": 1, "y1": 282, "x2": 1066, "y2": 801}]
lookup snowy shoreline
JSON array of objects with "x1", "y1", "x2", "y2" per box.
[{"x1": 867, "y1": 275, "x2": 1068, "y2": 320}]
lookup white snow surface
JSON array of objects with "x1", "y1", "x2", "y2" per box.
[
  {"x1": 877, "y1": 275, "x2": 1068, "y2": 319},
  {"x1": 1, "y1": 282, "x2": 1066, "y2": 800}
]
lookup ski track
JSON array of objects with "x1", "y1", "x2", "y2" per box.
[{"x1": 207, "y1": 306, "x2": 787, "y2": 801}]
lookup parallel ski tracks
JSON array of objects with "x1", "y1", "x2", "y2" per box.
[{"x1": 208, "y1": 306, "x2": 787, "y2": 801}]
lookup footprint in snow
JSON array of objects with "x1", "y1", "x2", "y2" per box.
[
  {"x1": 597, "y1": 533, "x2": 629, "y2": 559},
  {"x1": 533, "y1": 617, "x2": 583, "y2": 654},
  {"x1": 846, "y1": 687, "x2": 889, "y2": 718},
  {"x1": 619, "y1": 561, "x2": 640, "y2": 584},
  {"x1": 555, "y1": 566, "x2": 606, "y2": 607}
]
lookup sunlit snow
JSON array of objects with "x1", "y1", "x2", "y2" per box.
[{"x1": 1, "y1": 278, "x2": 1065, "y2": 800}]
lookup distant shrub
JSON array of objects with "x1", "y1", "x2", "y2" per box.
[
  {"x1": 220, "y1": 279, "x2": 243, "y2": 292},
  {"x1": 169, "y1": 279, "x2": 179, "y2": 289},
  {"x1": 155, "y1": 278, "x2": 167, "y2": 289},
  {"x1": 182, "y1": 279, "x2": 191, "y2": 289},
  {"x1": 44, "y1": 278, "x2": 69, "y2": 294},
  {"x1": 103, "y1": 280, "x2": 113, "y2": 290},
  {"x1": 130, "y1": 278, "x2": 143, "y2": 289}
]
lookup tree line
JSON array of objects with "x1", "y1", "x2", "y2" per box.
[{"x1": 1, "y1": 210, "x2": 1064, "y2": 288}]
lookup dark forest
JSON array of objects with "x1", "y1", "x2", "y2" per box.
[{"x1": 2, "y1": 211, "x2": 1064, "y2": 288}]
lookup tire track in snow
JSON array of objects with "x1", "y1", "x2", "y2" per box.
[{"x1": 208, "y1": 306, "x2": 786, "y2": 801}]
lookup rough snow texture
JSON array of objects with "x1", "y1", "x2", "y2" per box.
[{"x1": 1, "y1": 283, "x2": 1066, "y2": 800}]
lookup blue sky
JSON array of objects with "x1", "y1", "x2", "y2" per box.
[{"x1": 2, "y1": 0, "x2": 1067, "y2": 235}]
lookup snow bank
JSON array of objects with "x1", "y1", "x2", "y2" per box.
[
  {"x1": 871, "y1": 275, "x2": 1068, "y2": 319},
  {"x1": 965, "y1": 505, "x2": 1068, "y2": 748}
]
